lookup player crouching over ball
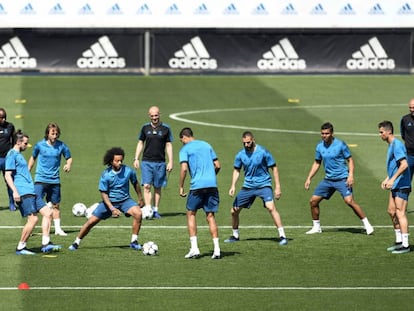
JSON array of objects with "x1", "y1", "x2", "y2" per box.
[{"x1": 68, "y1": 147, "x2": 145, "y2": 251}]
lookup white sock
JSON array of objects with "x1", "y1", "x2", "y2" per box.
[
  {"x1": 153, "y1": 206, "x2": 158, "y2": 212},
  {"x1": 190, "y1": 236, "x2": 198, "y2": 249},
  {"x1": 312, "y1": 220, "x2": 321, "y2": 228},
  {"x1": 402, "y1": 233, "x2": 409, "y2": 248},
  {"x1": 361, "y1": 217, "x2": 370, "y2": 227},
  {"x1": 17, "y1": 241, "x2": 26, "y2": 250},
  {"x1": 213, "y1": 237, "x2": 220, "y2": 252},
  {"x1": 42, "y1": 235, "x2": 50, "y2": 246},
  {"x1": 74, "y1": 237, "x2": 82, "y2": 245},
  {"x1": 395, "y1": 229, "x2": 402, "y2": 243},
  {"x1": 54, "y1": 218, "x2": 62, "y2": 231},
  {"x1": 131, "y1": 234, "x2": 138, "y2": 243},
  {"x1": 232, "y1": 229, "x2": 239, "y2": 238},
  {"x1": 278, "y1": 227, "x2": 286, "y2": 238}
]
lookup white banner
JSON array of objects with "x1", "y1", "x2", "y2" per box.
[{"x1": 0, "y1": 0, "x2": 413, "y2": 28}]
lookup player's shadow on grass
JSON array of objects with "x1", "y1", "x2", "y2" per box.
[
  {"x1": 332, "y1": 227, "x2": 368, "y2": 235},
  {"x1": 0, "y1": 206, "x2": 15, "y2": 211},
  {"x1": 156, "y1": 212, "x2": 186, "y2": 218},
  {"x1": 197, "y1": 251, "x2": 240, "y2": 259},
  {"x1": 245, "y1": 237, "x2": 293, "y2": 243}
]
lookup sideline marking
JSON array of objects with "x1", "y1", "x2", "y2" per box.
[
  {"x1": 1, "y1": 286, "x2": 414, "y2": 291},
  {"x1": 170, "y1": 104, "x2": 402, "y2": 137}
]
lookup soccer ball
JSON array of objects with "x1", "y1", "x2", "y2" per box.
[
  {"x1": 72, "y1": 202, "x2": 87, "y2": 217},
  {"x1": 141, "y1": 205, "x2": 154, "y2": 220},
  {"x1": 142, "y1": 241, "x2": 158, "y2": 256},
  {"x1": 85, "y1": 202, "x2": 99, "y2": 219}
]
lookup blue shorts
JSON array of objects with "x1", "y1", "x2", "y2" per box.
[
  {"x1": 314, "y1": 178, "x2": 352, "y2": 199},
  {"x1": 233, "y1": 187, "x2": 273, "y2": 209},
  {"x1": 391, "y1": 188, "x2": 411, "y2": 201},
  {"x1": 186, "y1": 187, "x2": 219, "y2": 213},
  {"x1": 17, "y1": 194, "x2": 48, "y2": 217},
  {"x1": 92, "y1": 198, "x2": 138, "y2": 220},
  {"x1": 141, "y1": 161, "x2": 166, "y2": 188},
  {"x1": 34, "y1": 182, "x2": 61, "y2": 204}
]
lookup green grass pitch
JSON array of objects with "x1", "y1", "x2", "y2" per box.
[{"x1": 0, "y1": 75, "x2": 413, "y2": 310}]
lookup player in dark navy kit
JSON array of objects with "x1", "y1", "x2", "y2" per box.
[
  {"x1": 0, "y1": 108, "x2": 16, "y2": 211},
  {"x1": 400, "y1": 98, "x2": 414, "y2": 182},
  {"x1": 134, "y1": 106, "x2": 173, "y2": 219},
  {"x1": 304, "y1": 122, "x2": 374, "y2": 235}
]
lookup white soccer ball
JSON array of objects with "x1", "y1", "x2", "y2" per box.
[
  {"x1": 142, "y1": 241, "x2": 158, "y2": 256},
  {"x1": 72, "y1": 202, "x2": 87, "y2": 217},
  {"x1": 141, "y1": 205, "x2": 154, "y2": 220},
  {"x1": 85, "y1": 202, "x2": 99, "y2": 219}
]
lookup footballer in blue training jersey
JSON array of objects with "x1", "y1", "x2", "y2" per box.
[
  {"x1": 179, "y1": 127, "x2": 221, "y2": 259},
  {"x1": 224, "y1": 131, "x2": 287, "y2": 246},
  {"x1": 68, "y1": 147, "x2": 144, "y2": 252},
  {"x1": 379, "y1": 121, "x2": 411, "y2": 254},
  {"x1": 304, "y1": 122, "x2": 373, "y2": 235},
  {"x1": 5, "y1": 130, "x2": 60, "y2": 255},
  {"x1": 28, "y1": 123, "x2": 72, "y2": 236}
]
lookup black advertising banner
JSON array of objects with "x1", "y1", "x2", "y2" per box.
[
  {"x1": 0, "y1": 30, "x2": 411, "y2": 74},
  {"x1": 152, "y1": 32, "x2": 411, "y2": 74},
  {"x1": 0, "y1": 32, "x2": 144, "y2": 73}
]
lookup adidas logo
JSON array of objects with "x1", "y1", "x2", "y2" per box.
[
  {"x1": 223, "y1": 3, "x2": 239, "y2": 15},
  {"x1": 252, "y1": 3, "x2": 269, "y2": 15},
  {"x1": 166, "y1": 3, "x2": 181, "y2": 15},
  {"x1": 257, "y1": 38, "x2": 306, "y2": 71},
  {"x1": 368, "y1": 3, "x2": 384, "y2": 15},
  {"x1": 78, "y1": 3, "x2": 94, "y2": 15},
  {"x1": 339, "y1": 3, "x2": 355, "y2": 15},
  {"x1": 49, "y1": 3, "x2": 65, "y2": 15},
  {"x1": 107, "y1": 3, "x2": 122, "y2": 15},
  {"x1": 77, "y1": 36, "x2": 125, "y2": 69},
  {"x1": 194, "y1": 3, "x2": 209, "y2": 15},
  {"x1": 0, "y1": 36, "x2": 37, "y2": 69},
  {"x1": 21, "y1": 3, "x2": 35, "y2": 14},
  {"x1": 0, "y1": 3, "x2": 7, "y2": 14},
  {"x1": 346, "y1": 37, "x2": 395, "y2": 70},
  {"x1": 398, "y1": 3, "x2": 414, "y2": 14},
  {"x1": 137, "y1": 4, "x2": 151, "y2": 15},
  {"x1": 310, "y1": 3, "x2": 327, "y2": 15},
  {"x1": 281, "y1": 3, "x2": 297, "y2": 15},
  {"x1": 169, "y1": 36, "x2": 217, "y2": 70}
]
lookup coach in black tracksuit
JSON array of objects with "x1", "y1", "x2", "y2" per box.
[{"x1": 400, "y1": 98, "x2": 414, "y2": 182}]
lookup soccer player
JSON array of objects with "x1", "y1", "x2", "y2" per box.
[
  {"x1": 28, "y1": 122, "x2": 72, "y2": 236},
  {"x1": 304, "y1": 122, "x2": 374, "y2": 235},
  {"x1": 379, "y1": 121, "x2": 411, "y2": 254},
  {"x1": 179, "y1": 127, "x2": 221, "y2": 259},
  {"x1": 224, "y1": 131, "x2": 288, "y2": 246},
  {"x1": 400, "y1": 98, "x2": 414, "y2": 182},
  {"x1": 68, "y1": 147, "x2": 144, "y2": 251},
  {"x1": 0, "y1": 108, "x2": 16, "y2": 211},
  {"x1": 5, "y1": 130, "x2": 61, "y2": 255},
  {"x1": 133, "y1": 106, "x2": 173, "y2": 219}
]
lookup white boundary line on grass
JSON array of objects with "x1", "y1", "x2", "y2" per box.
[
  {"x1": 0, "y1": 225, "x2": 399, "y2": 229},
  {"x1": 169, "y1": 104, "x2": 402, "y2": 137},
  {"x1": 1, "y1": 286, "x2": 414, "y2": 291}
]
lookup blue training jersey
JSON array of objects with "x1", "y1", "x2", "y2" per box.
[
  {"x1": 32, "y1": 139, "x2": 71, "y2": 183},
  {"x1": 387, "y1": 138, "x2": 411, "y2": 190},
  {"x1": 315, "y1": 137, "x2": 350, "y2": 180},
  {"x1": 179, "y1": 139, "x2": 218, "y2": 190},
  {"x1": 5, "y1": 149, "x2": 35, "y2": 196},
  {"x1": 99, "y1": 165, "x2": 137, "y2": 202},
  {"x1": 234, "y1": 144, "x2": 275, "y2": 189}
]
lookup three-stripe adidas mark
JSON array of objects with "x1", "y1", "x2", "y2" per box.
[
  {"x1": 346, "y1": 37, "x2": 395, "y2": 70},
  {"x1": 257, "y1": 38, "x2": 306, "y2": 70},
  {"x1": 77, "y1": 36, "x2": 125, "y2": 69},
  {"x1": 168, "y1": 36, "x2": 217, "y2": 70},
  {"x1": 0, "y1": 36, "x2": 37, "y2": 69}
]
